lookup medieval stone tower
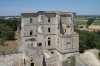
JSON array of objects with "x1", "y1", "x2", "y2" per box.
[{"x1": 19, "y1": 11, "x2": 79, "y2": 66}]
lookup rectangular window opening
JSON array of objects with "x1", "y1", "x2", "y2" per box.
[
  {"x1": 48, "y1": 28, "x2": 50, "y2": 32},
  {"x1": 48, "y1": 40, "x2": 50, "y2": 46}
]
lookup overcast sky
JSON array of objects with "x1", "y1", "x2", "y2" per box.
[{"x1": 0, "y1": 0, "x2": 100, "y2": 16}]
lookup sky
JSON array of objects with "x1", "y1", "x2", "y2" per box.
[{"x1": 0, "y1": 0, "x2": 100, "y2": 16}]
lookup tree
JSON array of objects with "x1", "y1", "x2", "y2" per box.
[
  {"x1": 0, "y1": 37, "x2": 7, "y2": 45},
  {"x1": 87, "y1": 18, "x2": 94, "y2": 27}
]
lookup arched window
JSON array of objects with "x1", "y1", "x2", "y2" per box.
[
  {"x1": 38, "y1": 26, "x2": 43, "y2": 33},
  {"x1": 30, "y1": 30, "x2": 33, "y2": 36}
]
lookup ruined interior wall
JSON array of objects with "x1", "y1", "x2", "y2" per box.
[
  {"x1": 45, "y1": 57, "x2": 58, "y2": 66},
  {"x1": 54, "y1": 50, "x2": 79, "y2": 66}
]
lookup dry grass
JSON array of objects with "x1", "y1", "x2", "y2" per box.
[
  {"x1": 78, "y1": 25, "x2": 100, "y2": 32},
  {"x1": 88, "y1": 25, "x2": 100, "y2": 30},
  {"x1": 0, "y1": 31, "x2": 20, "y2": 51},
  {"x1": 78, "y1": 28, "x2": 95, "y2": 32}
]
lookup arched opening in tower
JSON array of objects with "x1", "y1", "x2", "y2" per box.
[
  {"x1": 31, "y1": 63, "x2": 34, "y2": 66},
  {"x1": 30, "y1": 30, "x2": 33, "y2": 36}
]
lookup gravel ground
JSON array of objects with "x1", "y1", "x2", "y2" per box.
[{"x1": 79, "y1": 49, "x2": 100, "y2": 66}]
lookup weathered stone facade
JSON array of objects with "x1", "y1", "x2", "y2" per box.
[{"x1": 0, "y1": 11, "x2": 80, "y2": 66}]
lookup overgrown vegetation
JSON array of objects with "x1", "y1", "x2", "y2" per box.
[
  {"x1": 75, "y1": 29, "x2": 100, "y2": 53},
  {"x1": 87, "y1": 18, "x2": 95, "y2": 27},
  {"x1": 98, "y1": 52, "x2": 100, "y2": 57},
  {"x1": 0, "y1": 19, "x2": 21, "y2": 45}
]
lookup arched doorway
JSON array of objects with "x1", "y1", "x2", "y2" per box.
[
  {"x1": 31, "y1": 63, "x2": 34, "y2": 66},
  {"x1": 30, "y1": 30, "x2": 33, "y2": 36}
]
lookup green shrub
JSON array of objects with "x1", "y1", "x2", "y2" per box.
[
  {"x1": 80, "y1": 26, "x2": 84, "y2": 28},
  {"x1": 98, "y1": 52, "x2": 100, "y2": 57},
  {"x1": 0, "y1": 37, "x2": 7, "y2": 45}
]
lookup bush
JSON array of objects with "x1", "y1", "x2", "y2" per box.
[
  {"x1": 0, "y1": 37, "x2": 7, "y2": 45},
  {"x1": 0, "y1": 19, "x2": 20, "y2": 45},
  {"x1": 75, "y1": 29, "x2": 100, "y2": 53},
  {"x1": 80, "y1": 26, "x2": 84, "y2": 28},
  {"x1": 98, "y1": 52, "x2": 100, "y2": 57}
]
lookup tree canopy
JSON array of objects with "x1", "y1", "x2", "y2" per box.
[
  {"x1": 0, "y1": 19, "x2": 21, "y2": 45},
  {"x1": 75, "y1": 29, "x2": 100, "y2": 53}
]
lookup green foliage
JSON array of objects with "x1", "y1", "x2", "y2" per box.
[
  {"x1": 87, "y1": 18, "x2": 94, "y2": 27},
  {"x1": 0, "y1": 37, "x2": 7, "y2": 45},
  {"x1": 75, "y1": 29, "x2": 100, "y2": 53},
  {"x1": 93, "y1": 20, "x2": 100, "y2": 25},
  {"x1": 80, "y1": 26, "x2": 84, "y2": 28},
  {"x1": 0, "y1": 19, "x2": 21, "y2": 31},
  {"x1": 30, "y1": 18, "x2": 32, "y2": 23},
  {"x1": 75, "y1": 21, "x2": 87, "y2": 25},
  {"x1": 4, "y1": 31, "x2": 15, "y2": 40},
  {"x1": 0, "y1": 19, "x2": 21, "y2": 45},
  {"x1": 98, "y1": 52, "x2": 100, "y2": 57}
]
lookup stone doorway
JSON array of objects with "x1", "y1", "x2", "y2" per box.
[{"x1": 31, "y1": 63, "x2": 34, "y2": 66}]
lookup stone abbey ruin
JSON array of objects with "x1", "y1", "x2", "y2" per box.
[{"x1": 0, "y1": 11, "x2": 90, "y2": 66}]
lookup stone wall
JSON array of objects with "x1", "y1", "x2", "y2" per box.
[
  {"x1": 0, "y1": 50, "x2": 23, "y2": 66},
  {"x1": 45, "y1": 57, "x2": 58, "y2": 66},
  {"x1": 75, "y1": 55, "x2": 90, "y2": 66}
]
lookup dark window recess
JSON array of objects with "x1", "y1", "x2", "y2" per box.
[
  {"x1": 48, "y1": 40, "x2": 50, "y2": 46},
  {"x1": 31, "y1": 63, "x2": 34, "y2": 66},
  {"x1": 50, "y1": 51, "x2": 54, "y2": 54},
  {"x1": 38, "y1": 43, "x2": 42, "y2": 46},
  {"x1": 30, "y1": 18, "x2": 32, "y2": 23},
  {"x1": 36, "y1": 30, "x2": 37, "y2": 33},
  {"x1": 65, "y1": 29, "x2": 66, "y2": 32},
  {"x1": 30, "y1": 30, "x2": 33, "y2": 36},
  {"x1": 48, "y1": 37, "x2": 50, "y2": 39},
  {"x1": 48, "y1": 17, "x2": 50, "y2": 22},
  {"x1": 24, "y1": 59, "x2": 26, "y2": 65},
  {"x1": 48, "y1": 28, "x2": 50, "y2": 32},
  {"x1": 48, "y1": 37, "x2": 51, "y2": 46}
]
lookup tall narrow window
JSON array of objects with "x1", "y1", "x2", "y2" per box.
[
  {"x1": 30, "y1": 30, "x2": 33, "y2": 36},
  {"x1": 48, "y1": 28, "x2": 50, "y2": 32},
  {"x1": 48, "y1": 17, "x2": 50, "y2": 22},
  {"x1": 30, "y1": 18, "x2": 32, "y2": 23},
  {"x1": 48, "y1": 37, "x2": 51, "y2": 46}
]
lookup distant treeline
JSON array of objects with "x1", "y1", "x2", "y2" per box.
[
  {"x1": 75, "y1": 29, "x2": 100, "y2": 53},
  {"x1": 76, "y1": 15, "x2": 100, "y2": 17},
  {"x1": 0, "y1": 19, "x2": 21, "y2": 45}
]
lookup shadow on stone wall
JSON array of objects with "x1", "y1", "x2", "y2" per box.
[
  {"x1": 62, "y1": 56, "x2": 75, "y2": 66},
  {"x1": 43, "y1": 57, "x2": 46, "y2": 66}
]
